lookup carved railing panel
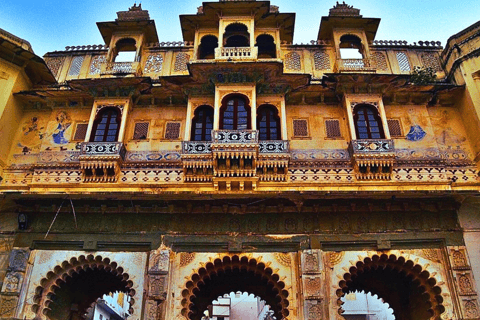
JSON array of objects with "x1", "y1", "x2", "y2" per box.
[
  {"x1": 212, "y1": 130, "x2": 258, "y2": 144},
  {"x1": 182, "y1": 141, "x2": 212, "y2": 154},
  {"x1": 337, "y1": 58, "x2": 376, "y2": 72},
  {"x1": 80, "y1": 142, "x2": 126, "y2": 158},
  {"x1": 215, "y1": 47, "x2": 258, "y2": 60},
  {"x1": 259, "y1": 140, "x2": 289, "y2": 153},
  {"x1": 350, "y1": 139, "x2": 394, "y2": 153},
  {"x1": 101, "y1": 61, "x2": 140, "y2": 75}
]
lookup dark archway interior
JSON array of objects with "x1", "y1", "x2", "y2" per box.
[
  {"x1": 190, "y1": 268, "x2": 280, "y2": 320},
  {"x1": 48, "y1": 268, "x2": 129, "y2": 320},
  {"x1": 224, "y1": 24, "x2": 250, "y2": 47},
  {"x1": 340, "y1": 255, "x2": 445, "y2": 320},
  {"x1": 256, "y1": 34, "x2": 276, "y2": 58},
  {"x1": 198, "y1": 35, "x2": 218, "y2": 59}
]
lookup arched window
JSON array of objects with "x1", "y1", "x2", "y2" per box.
[
  {"x1": 224, "y1": 23, "x2": 250, "y2": 47},
  {"x1": 191, "y1": 105, "x2": 214, "y2": 141},
  {"x1": 220, "y1": 95, "x2": 251, "y2": 130},
  {"x1": 353, "y1": 104, "x2": 385, "y2": 139},
  {"x1": 256, "y1": 34, "x2": 276, "y2": 58},
  {"x1": 339, "y1": 34, "x2": 364, "y2": 59},
  {"x1": 257, "y1": 105, "x2": 281, "y2": 140},
  {"x1": 113, "y1": 38, "x2": 137, "y2": 62},
  {"x1": 198, "y1": 35, "x2": 218, "y2": 59},
  {"x1": 90, "y1": 107, "x2": 121, "y2": 142}
]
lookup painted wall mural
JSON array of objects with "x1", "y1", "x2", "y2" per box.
[
  {"x1": 406, "y1": 109, "x2": 426, "y2": 141},
  {"x1": 51, "y1": 111, "x2": 72, "y2": 145},
  {"x1": 18, "y1": 116, "x2": 46, "y2": 154}
]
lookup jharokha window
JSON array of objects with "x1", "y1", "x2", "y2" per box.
[
  {"x1": 220, "y1": 95, "x2": 251, "y2": 130},
  {"x1": 191, "y1": 105, "x2": 214, "y2": 141},
  {"x1": 90, "y1": 107, "x2": 121, "y2": 142},
  {"x1": 353, "y1": 104, "x2": 385, "y2": 139},
  {"x1": 257, "y1": 105, "x2": 281, "y2": 140}
]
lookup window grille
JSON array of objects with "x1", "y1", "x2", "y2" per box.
[
  {"x1": 68, "y1": 56, "x2": 84, "y2": 76},
  {"x1": 165, "y1": 122, "x2": 181, "y2": 139},
  {"x1": 372, "y1": 52, "x2": 388, "y2": 71},
  {"x1": 293, "y1": 119, "x2": 308, "y2": 137},
  {"x1": 325, "y1": 119, "x2": 341, "y2": 138},
  {"x1": 285, "y1": 52, "x2": 301, "y2": 71},
  {"x1": 133, "y1": 122, "x2": 149, "y2": 140},
  {"x1": 89, "y1": 55, "x2": 106, "y2": 75},
  {"x1": 314, "y1": 51, "x2": 330, "y2": 70},
  {"x1": 421, "y1": 52, "x2": 442, "y2": 72},
  {"x1": 144, "y1": 53, "x2": 164, "y2": 73},
  {"x1": 396, "y1": 52, "x2": 411, "y2": 72},
  {"x1": 174, "y1": 52, "x2": 190, "y2": 72},
  {"x1": 387, "y1": 119, "x2": 403, "y2": 137},
  {"x1": 73, "y1": 123, "x2": 88, "y2": 141}
]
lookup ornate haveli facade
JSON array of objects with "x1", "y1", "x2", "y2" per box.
[{"x1": 1, "y1": 1, "x2": 480, "y2": 320}]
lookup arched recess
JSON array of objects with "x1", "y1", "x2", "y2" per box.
[
  {"x1": 224, "y1": 23, "x2": 250, "y2": 47},
  {"x1": 256, "y1": 34, "x2": 276, "y2": 58},
  {"x1": 32, "y1": 254, "x2": 135, "y2": 320},
  {"x1": 191, "y1": 105, "x2": 214, "y2": 141},
  {"x1": 339, "y1": 34, "x2": 364, "y2": 59},
  {"x1": 113, "y1": 37, "x2": 137, "y2": 62},
  {"x1": 198, "y1": 35, "x2": 218, "y2": 59},
  {"x1": 353, "y1": 104, "x2": 385, "y2": 139},
  {"x1": 337, "y1": 254, "x2": 445, "y2": 320},
  {"x1": 90, "y1": 106, "x2": 122, "y2": 142},
  {"x1": 181, "y1": 255, "x2": 290, "y2": 320},
  {"x1": 257, "y1": 104, "x2": 281, "y2": 140}
]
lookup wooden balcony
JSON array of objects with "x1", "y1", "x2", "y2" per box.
[
  {"x1": 336, "y1": 58, "x2": 376, "y2": 73},
  {"x1": 100, "y1": 61, "x2": 140, "y2": 75},
  {"x1": 214, "y1": 47, "x2": 258, "y2": 61}
]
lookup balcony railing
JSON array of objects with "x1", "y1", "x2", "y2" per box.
[
  {"x1": 337, "y1": 58, "x2": 376, "y2": 72},
  {"x1": 100, "y1": 61, "x2": 140, "y2": 75},
  {"x1": 259, "y1": 140, "x2": 289, "y2": 153},
  {"x1": 350, "y1": 139, "x2": 394, "y2": 153},
  {"x1": 212, "y1": 130, "x2": 258, "y2": 144},
  {"x1": 182, "y1": 141, "x2": 212, "y2": 154},
  {"x1": 80, "y1": 142, "x2": 126, "y2": 159},
  {"x1": 215, "y1": 47, "x2": 258, "y2": 60}
]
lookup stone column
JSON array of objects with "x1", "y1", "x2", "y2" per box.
[
  {"x1": 143, "y1": 249, "x2": 170, "y2": 320},
  {"x1": 301, "y1": 250, "x2": 325, "y2": 320},
  {"x1": 0, "y1": 248, "x2": 30, "y2": 319}
]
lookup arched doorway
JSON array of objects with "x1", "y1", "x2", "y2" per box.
[
  {"x1": 32, "y1": 255, "x2": 135, "y2": 320},
  {"x1": 181, "y1": 255, "x2": 289, "y2": 320},
  {"x1": 337, "y1": 254, "x2": 445, "y2": 320}
]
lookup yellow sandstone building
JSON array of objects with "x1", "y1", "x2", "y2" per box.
[{"x1": 1, "y1": 1, "x2": 480, "y2": 319}]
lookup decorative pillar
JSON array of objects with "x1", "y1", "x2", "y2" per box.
[
  {"x1": 184, "y1": 100, "x2": 193, "y2": 141},
  {"x1": 280, "y1": 97, "x2": 288, "y2": 140},
  {"x1": 448, "y1": 246, "x2": 480, "y2": 319},
  {"x1": 377, "y1": 97, "x2": 391, "y2": 139},
  {"x1": 143, "y1": 249, "x2": 170, "y2": 320},
  {"x1": 117, "y1": 99, "x2": 131, "y2": 142},
  {"x1": 0, "y1": 248, "x2": 30, "y2": 319},
  {"x1": 344, "y1": 95, "x2": 357, "y2": 140},
  {"x1": 251, "y1": 86, "x2": 257, "y2": 131},
  {"x1": 214, "y1": 86, "x2": 221, "y2": 130},
  {"x1": 301, "y1": 250, "x2": 324, "y2": 320}
]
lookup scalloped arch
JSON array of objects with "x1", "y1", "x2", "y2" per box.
[
  {"x1": 32, "y1": 254, "x2": 135, "y2": 320},
  {"x1": 182, "y1": 255, "x2": 290, "y2": 320},
  {"x1": 337, "y1": 254, "x2": 445, "y2": 320}
]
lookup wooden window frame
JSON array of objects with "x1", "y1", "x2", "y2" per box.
[
  {"x1": 72, "y1": 122, "x2": 88, "y2": 141},
  {"x1": 387, "y1": 118, "x2": 403, "y2": 138},
  {"x1": 132, "y1": 121, "x2": 150, "y2": 141},
  {"x1": 324, "y1": 118, "x2": 343, "y2": 139},
  {"x1": 257, "y1": 105, "x2": 281, "y2": 140},
  {"x1": 89, "y1": 107, "x2": 121, "y2": 142},
  {"x1": 220, "y1": 94, "x2": 251, "y2": 130},
  {"x1": 353, "y1": 104, "x2": 385, "y2": 139},
  {"x1": 191, "y1": 105, "x2": 214, "y2": 141}
]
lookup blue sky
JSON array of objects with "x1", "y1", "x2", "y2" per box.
[{"x1": 1, "y1": 0, "x2": 479, "y2": 57}]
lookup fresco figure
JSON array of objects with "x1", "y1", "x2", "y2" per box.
[{"x1": 52, "y1": 111, "x2": 71, "y2": 144}]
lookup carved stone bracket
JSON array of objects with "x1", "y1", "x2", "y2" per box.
[
  {"x1": 144, "y1": 249, "x2": 170, "y2": 320},
  {"x1": 349, "y1": 139, "x2": 395, "y2": 180},
  {"x1": 79, "y1": 142, "x2": 126, "y2": 182}
]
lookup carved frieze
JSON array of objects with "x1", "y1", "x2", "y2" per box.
[
  {"x1": 179, "y1": 253, "x2": 195, "y2": 268},
  {"x1": 464, "y1": 300, "x2": 480, "y2": 319},
  {"x1": 452, "y1": 249, "x2": 470, "y2": 270},
  {"x1": 148, "y1": 275, "x2": 167, "y2": 300},
  {"x1": 0, "y1": 295, "x2": 18, "y2": 317},
  {"x1": 306, "y1": 299, "x2": 323, "y2": 320},
  {"x1": 303, "y1": 251, "x2": 320, "y2": 273},
  {"x1": 304, "y1": 276, "x2": 322, "y2": 297},
  {"x1": 458, "y1": 273, "x2": 476, "y2": 295},
  {"x1": 1, "y1": 272, "x2": 22, "y2": 293},
  {"x1": 149, "y1": 250, "x2": 170, "y2": 274},
  {"x1": 8, "y1": 249, "x2": 29, "y2": 272}
]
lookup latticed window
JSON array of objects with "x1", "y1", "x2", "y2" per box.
[
  {"x1": 165, "y1": 122, "x2": 181, "y2": 139},
  {"x1": 396, "y1": 52, "x2": 411, "y2": 72},
  {"x1": 143, "y1": 53, "x2": 164, "y2": 74},
  {"x1": 90, "y1": 107, "x2": 121, "y2": 142},
  {"x1": 257, "y1": 105, "x2": 281, "y2": 140},
  {"x1": 133, "y1": 122, "x2": 149, "y2": 140},
  {"x1": 220, "y1": 95, "x2": 251, "y2": 130},
  {"x1": 353, "y1": 104, "x2": 385, "y2": 139},
  {"x1": 68, "y1": 56, "x2": 84, "y2": 76},
  {"x1": 325, "y1": 119, "x2": 341, "y2": 138},
  {"x1": 372, "y1": 52, "x2": 388, "y2": 71},
  {"x1": 73, "y1": 123, "x2": 88, "y2": 141},
  {"x1": 89, "y1": 55, "x2": 106, "y2": 75},
  {"x1": 421, "y1": 52, "x2": 442, "y2": 72},
  {"x1": 285, "y1": 52, "x2": 301, "y2": 71},
  {"x1": 314, "y1": 50, "x2": 331, "y2": 70},
  {"x1": 191, "y1": 106, "x2": 214, "y2": 141},
  {"x1": 174, "y1": 52, "x2": 190, "y2": 72},
  {"x1": 387, "y1": 119, "x2": 403, "y2": 137},
  {"x1": 293, "y1": 119, "x2": 309, "y2": 137}
]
